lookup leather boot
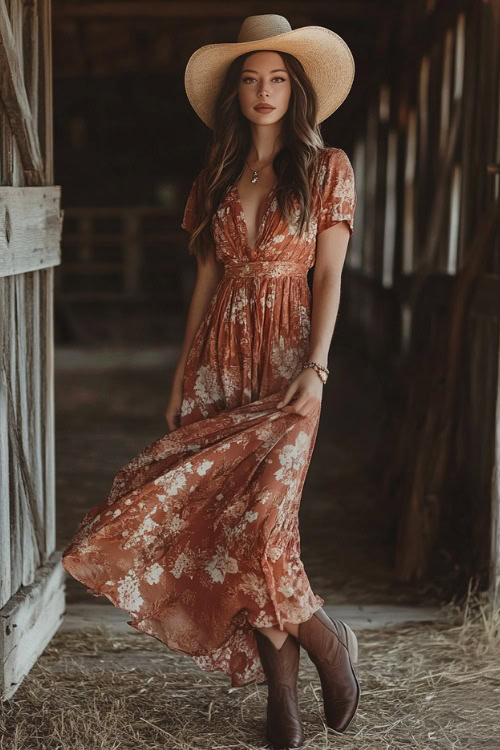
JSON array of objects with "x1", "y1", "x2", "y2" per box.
[
  {"x1": 254, "y1": 630, "x2": 305, "y2": 749},
  {"x1": 296, "y1": 608, "x2": 360, "y2": 732}
]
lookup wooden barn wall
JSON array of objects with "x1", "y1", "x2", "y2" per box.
[
  {"x1": 342, "y1": 0, "x2": 500, "y2": 590},
  {"x1": 0, "y1": 0, "x2": 56, "y2": 602},
  {"x1": 454, "y1": 0, "x2": 500, "y2": 592},
  {"x1": 0, "y1": 0, "x2": 64, "y2": 701}
]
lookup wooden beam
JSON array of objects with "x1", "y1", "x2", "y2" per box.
[
  {"x1": 0, "y1": 188, "x2": 63, "y2": 277},
  {"x1": 40, "y1": 0, "x2": 54, "y2": 186},
  {"x1": 0, "y1": 0, "x2": 43, "y2": 181},
  {"x1": 53, "y1": 1, "x2": 385, "y2": 21},
  {"x1": 492, "y1": 333, "x2": 500, "y2": 598}
]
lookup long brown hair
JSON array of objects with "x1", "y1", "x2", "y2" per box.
[{"x1": 185, "y1": 50, "x2": 326, "y2": 260}]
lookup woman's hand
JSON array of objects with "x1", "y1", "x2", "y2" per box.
[
  {"x1": 165, "y1": 381, "x2": 184, "y2": 432},
  {"x1": 277, "y1": 367, "x2": 324, "y2": 417}
]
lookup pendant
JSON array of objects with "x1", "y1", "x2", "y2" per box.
[{"x1": 251, "y1": 171, "x2": 259, "y2": 184}]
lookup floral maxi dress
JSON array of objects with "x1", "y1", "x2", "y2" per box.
[{"x1": 62, "y1": 147, "x2": 357, "y2": 687}]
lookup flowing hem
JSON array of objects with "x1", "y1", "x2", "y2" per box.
[{"x1": 62, "y1": 555, "x2": 325, "y2": 687}]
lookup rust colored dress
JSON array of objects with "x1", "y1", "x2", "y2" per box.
[{"x1": 62, "y1": 147, "x2": 357, "y2": 687}]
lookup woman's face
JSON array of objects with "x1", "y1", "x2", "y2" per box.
[{"x1": 237, "y1": 51, "x2": 291, "y2": 126}]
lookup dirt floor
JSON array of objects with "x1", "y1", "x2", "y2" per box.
[{"x1": 1, "y1": 598, "x2": 499, "y2": 749}]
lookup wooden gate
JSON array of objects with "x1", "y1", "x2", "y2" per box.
[{"x1": 0, "y1": 0, "x2": 63, "y2": 700}]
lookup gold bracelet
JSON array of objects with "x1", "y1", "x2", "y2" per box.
[{"x1": 301, "y1": 361, "x2": 329, "y2": 384}]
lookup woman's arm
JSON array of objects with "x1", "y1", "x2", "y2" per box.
[
  {"x1": 277, "y1": 220, "x2": 351, "y2": 417},
  {"x1": 307, "y1": 220, "x2": 351, "y2": 368},
  {"x1": 171, "y1": 248, "x2": 224, "y2": 391}
]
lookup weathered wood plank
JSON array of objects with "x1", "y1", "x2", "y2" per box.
[
  {"x1": 0, "y1": 551, "x2": 65, "y2": 701},
  {"x1": 14, "y1": 273, "x2": 37, "y2": 585},
  {"x1": 464, "y1": 313, "x2": 499, "y2": 577},
  {"x1": 490, "y1": 325, "x2": 500, "y2": 598},
  {"x1": 40, "y1": 0, "x2": 58, "y2": 561},
  {"x1": 43, "y1": 267, "x2": 55, "y2": 556},
  {"x1": 0, "y1": 187, "x2": 62, "y2": 277},
  {"x1": 30, "y1": 273, "x2": 45, "y2": 559},
  {"x1": 0, "y1": 277, "x2": 55, "y2": 603},
  {"x1": 7, "y1": 0, "x2": 23, "y2": 188},
  {"x1": 6, "y1": 277, "x2": 22, "y2": 596},
  {"x1": 39, "y1": 0, "x2": 53, "y2": 186},
  {"x1": 0, "y1": 278, "x2": 11, "y2": 609},
  {"x1": 0, "y1": 0, "x2": 43, "y2": 180},
  {"x1": 22, "y1": 0, "x2": 39, "y2": 120}
]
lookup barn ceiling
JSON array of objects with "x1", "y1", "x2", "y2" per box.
[{"x1": 52, "y1": 0, "x2": 401, "y2": 81}]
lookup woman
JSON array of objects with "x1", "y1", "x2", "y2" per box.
[{"x1": 62, "y1": 13, "x2": 360, "y2": 750}]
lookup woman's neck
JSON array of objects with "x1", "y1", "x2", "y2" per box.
[{"x1": 247, "y1": 124, "x2": 283, "y2": 165}]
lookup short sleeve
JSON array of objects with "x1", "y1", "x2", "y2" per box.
[
  {"x1": 181, "y1": 172, "x2": 202, "y2": 234},
  {"x1": 316, "y1": 148, "x2": 357, "y2": 237}
]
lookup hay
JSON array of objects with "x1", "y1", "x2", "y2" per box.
[{"x1": 1, "y1": 587, "x2": 499, "y2": 749}]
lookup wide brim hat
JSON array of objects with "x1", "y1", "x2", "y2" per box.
[{"x1": 184, "y1": 14, "x2": 355, "y2": 130}]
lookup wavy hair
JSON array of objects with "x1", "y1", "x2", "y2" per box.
[{"x1": 185, "y1": 50, "x2": 326, "y2": 260}]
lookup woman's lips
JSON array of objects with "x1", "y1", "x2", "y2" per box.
[{"x1": 254, "y1": 105, "x2": 275, "y2": 112}]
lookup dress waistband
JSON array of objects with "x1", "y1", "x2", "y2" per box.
[{"x1": 223, "y1": 260, "x2": 309, "y2": 279}]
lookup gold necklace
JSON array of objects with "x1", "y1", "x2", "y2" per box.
[{"x1": 245, "y1": 155, "x2": 276, "y2": 184}]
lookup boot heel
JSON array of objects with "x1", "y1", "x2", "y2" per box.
[{"x1": 342, "y1": 622, "x2": 358, "y2": 664}]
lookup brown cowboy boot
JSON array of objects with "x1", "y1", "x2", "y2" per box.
[
  {"x1": 254, "y1": 630, "x2": 305, "y2": 749},
  {"x1": 296, "y1": 608, "x2": 360, "y2": 732}
]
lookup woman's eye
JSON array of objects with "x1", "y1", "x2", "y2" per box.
[{"x1": 241, "y1": 76, "x2": 286, "y2": 84}]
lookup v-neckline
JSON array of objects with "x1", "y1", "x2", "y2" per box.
[{"x1": 233, "y1": 181, "x2": 277, "y2": 252}]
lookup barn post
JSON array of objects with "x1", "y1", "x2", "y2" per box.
[{"x1": 491, "y1": 334, "x2": 500, "y2": 602}]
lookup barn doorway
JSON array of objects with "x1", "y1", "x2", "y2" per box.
[
  {"x1": 2, "y1": 5, "x2": 500, "y2": 737},
  {"x1": 51, "y1": 2, "x2": 500, "y2": 627}
]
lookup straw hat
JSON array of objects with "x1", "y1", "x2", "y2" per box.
[{"x1": 184, "y1": 14, "x2": 355, "y2": 129}]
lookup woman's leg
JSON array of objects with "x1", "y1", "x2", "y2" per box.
[{"x1": 254, "y1": 621, "x2": 299, "y2": 648}]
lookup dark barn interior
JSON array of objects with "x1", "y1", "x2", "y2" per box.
[
  {"x1": 49, "y1": 0, "x2": 500, "y2": 611},
  {"x1": 3, "y1": 0, "x2": 500, "y2": 739}
]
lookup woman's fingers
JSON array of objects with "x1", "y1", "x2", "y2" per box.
[
  {"x1": 281, "y1": 394, "x2": 321, "y2": 417},
  {"x1": 280, "y1": 390, "x2": 308, "y2": 413},
  {"x1": 277, "y1": 384, "x2": 296, "y2": 408},
  {"x1": 165, "y1": 407, "x2": 180, "y2": 432}
]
